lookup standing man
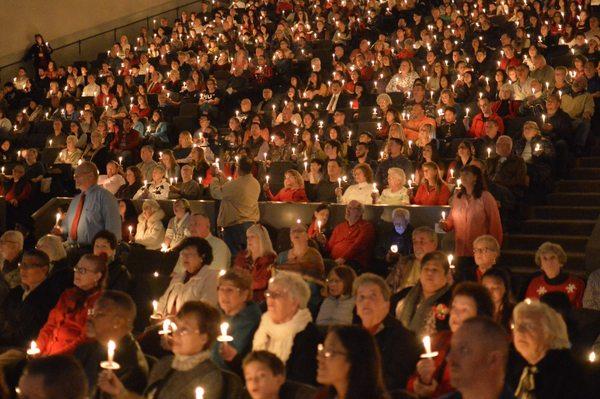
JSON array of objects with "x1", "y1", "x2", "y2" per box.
[
  {"x1": 210, "y1": 157, "x2": 260, "y2": 256},
  {"x1": 58, "y1": 161, "x2": 121, "y2": 253}
]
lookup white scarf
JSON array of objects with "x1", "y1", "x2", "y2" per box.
[
  {"x1": 171, "y1": 350, "x2": 211, "y2": 371},
  {"x1": 252, "y1": 308, "x2": 312, "y2": 362}
]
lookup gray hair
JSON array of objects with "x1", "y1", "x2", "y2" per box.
[
  {"x1": 513, "y1": 300, "x2": 570, "y2": 349},
  {"x1": 392, "y1": 208, "x2": 410, "y2": 223},
  {"x1": 353, "y1": 273, "x2": 391, "y2": 301},
  {"x1": 269, "y1": 271, "x2": 311, "y2": 309},
  {"x1": 412, "y1": 226, "x2": 439, "y2": 246},
  {"x1": 36, "y1": 234, "x2": 67, "y2": 261},
  {"x1": 1, "y1": 230, "x2": 24, "y2": 250}
]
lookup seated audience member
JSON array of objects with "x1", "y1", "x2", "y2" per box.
[
  {"x1": 507, "y1": 300, "x2": 589, "y2": 399},
  {"x1": 485, "y1": 136, "x2": 528, "y2": 198},
  {"x1": 36, "y1": 253, "x2": 107, "y2": 355},
  {"x1": 3, "y1": 164, "x2": 32, "y2": 229},
  {"x1": 18, "y1": 355, "x2": 88, "y2": 399},
  {"x1": 474, "y1": 119, "x2": 501, "y2": 160},
  {"x1": 387, "y1": 227, "x2": 434, "y2": 288},
  {"x1": 75, "y1": 290, "x2": 148, "y2": 397},
  {"x1": 413, "y1": 161, "x2": 451, "y2": 205},
  {"x1": 408, "y1": 282, "x2": 495, "y2": 398},
  {"x1": 212, "y1": 269, "x2": 261, "y2": 374},
  {"x1": 525, "y1": 242, "x2": 585, "y2": 308},
  {"x1": 54, "y1": 135, "x2": 83, "y2": 167},
  {"x1": 133, "y1": 165, "x2": 170, "y2": 200},
  {"x1": 276, "y1": 224, "x2": 324, "y2": 281},
  {"x1": 445, "y1": 141, "x2": 484, "y2": 184},
  {"x1": 583, "y1": 264, "x2": 600, "y2": 311},
  {"x1": 444, "y1": 317, "x2": 512, "y2": 399},
  {"x1": 116, "y1": 166, "x2": 143, "y2": 199},
  {"x1": 560, "y1": 77, "x2": 594, "y2": 155},
  {"x1": 316, "y1": 265, "x2": 356, "y2": 326},
  {"x1": 373, "y1": 167, "x2": 410, "y2": 206},
  {"x1": 0, "y1": 250, "x2": 61, "y2": 347},
  {"x1": 312, "y1": 159, "x2": 349, "y2": 203},
  {"x1": 375, "y1": 208, "x2": 413, "y2": 265},
  {"x1": 234, "y1": 223, "x2": 277, "y2": 302},
  {"x1": 337, "y1": 164, "x2": 375, "y2": 205},
  {"x1": 98, "y1": 301, "x2": 242, "y2": 399},
  {"x1": 457, "y1": 235, "x2": 502, "y2": 283},
  {"x1": 35, "y1": 234, "x2": 72, "y2": 293},
  {"x1": 375, "y1": 138, "x2": 414, "y2": 188},
  {"x1": 168, "y1": 164, "x2": 203, "y2": 200},
  {"x1": 133, "y1": 199, "x2": 166, "y2": 250},
  {"x1": 156, "y1": 237, "x2": 219, "y2": 316},
  {"x1": 395, "y1": 251, "x2": 452, "y2": 336},
  {"x1": 92, "y1": 230, "x2": 132, "y2": 292},
  {"x1": 482, "y1": 268, "x2": 515, "y2": 330},
  {"x1": 315, "y1": 326, "x2": 390, "y2": 399},
  {"x1": 514, "y1": 121, "x2": 556, "y2": 193},
  {"x1": 467, "y1": 96, "x2": 505, "y2": 138},
  {"x1": 354, "y1": 273, "x2": 420, "y2": 391},
  {"x1": 327, "y1": 200, "x2": 375, "y2": 273},
  {"x1": 164, "y1": 199, "x2": 191, "y2": 250},
  {"x1": 99, "y1": 160, "x2": 126, "y2": 195},
  {"x1": 252, "y1": 271, "x2": 320, "y2": 386},
  {"x1": 264, "y1": 169, "x2": 308, "y2": 202},
  {"x1": 136, "y1": 145, "x2": 158, "y2": 182},
  {"x1": 0, "y1": 230, "x2": 24, "y2": 290},
  {"x1": 243, "y1": 350, "x2": 318, "y2": 399}
]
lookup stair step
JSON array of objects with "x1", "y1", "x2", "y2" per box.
[
  {"x1": 506, "y1": 265, "x2": 589, "y2": 279},
  {"x1": 547, "y1": 192, "x2": 600, "y2": 206},
  {"x1": 577, "y1": 157, "x2": 600, "y2": 168},
  {"x1": 532, "y1": 206, "x2": 600, "y2": 220},
  {"x1": 569, "y1": 168, "x2": 600, "y2": 180},
  {"x1": 499, "y1": 249, "x2": 586, "y2": 271},
  {"x1": 520, "y1": 219, "x2": 596, "y2": 235},
  {"x1": 504, "y1": 234, "x2": 588, "y2": 253},
  {"x1": 555, "y1": 180, "x2": 600, "y2": 192}
]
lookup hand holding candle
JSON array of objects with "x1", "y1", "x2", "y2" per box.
[
  {"x1": 26, "y1": 340, "x2": 41, "y2": 356},
  {"x1": 421, "y1": 335, "x2": 439, "y2": 358},
  {"x1": 217, "y1": 322, "x2": 234, "y2": 342},
  {"x1": 195, "y1": 387, "x2": 205, "y2": 399},
  {"x1": 100, "y1": 340, "x2": 121, "y2": 370}
]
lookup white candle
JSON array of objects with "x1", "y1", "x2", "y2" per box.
[
  {"x1": 1, "y1": 166, "x2": 4, "y2": 174},
  {"x1": 159, "y1": 319, "x2": 172, "y2": 335},
  {"x1": 421, "y1": 335, "x2": 438, "y2": 358},
  {"x1": 128, "y1": 225, "x2": 133, "y2": 237},
  {"x1": 450, "y1": 169, "x2": 454, "y2": 178},
  {"x1": 264, "y1": 152, "x2": 268, "y2": 161},
  {"x1": 456, "y1": 178, "x2": 462, "y2": 188},
  {"x1": 465, "y1": 108, "x2": 470, "y2": 117},
  {"x1": 151, "y1": 300, "x2": 159, "y2": 318},
  {"x1": 534, "y1": 144, "x2": 541, "y2": 152},
  {"x1": 542, "y1": 114, "x2": 546, "y2": 124},
  {"x1": 304, "y1": 161, "x2": 308, "y2": 171},
  {"x1": 26, "y1": 341, "x2": 40, "y2": 356},
  {"x1": 118, "y1": 156, "x2": 123, "y2": 164},
  {"x1": 589, "y1": 351, "x2": 597, "y2": 363},
  {"x1": 448, "y1": 254, "x2": 454, "y2": 270},
  {"x1": 266, "y1": 175, "x2": 270, "y2": 184},
  {"x1": 217, "y1": 322, "x2": 234, "y2": 342},
  {"x1": 195, "y1": 387, "x2": 205, "y2": 399},
  {"x1": 55, "y1": 212, "x2": 61, "y2": 226},
  {"x1": 487, "y1": 148, "x2": 491, "y2": 158},
  {"x1": 337, "y1": 177, "x2": 342, "y2": 188},
  {"x1": 100, "y1": 340, "x2": 121, "y2": 369},
  {"x1": 390, "y1": 244, "x2": 398, "y2": 253},
  {"x1": 441, "y1": 211, "x2": 446, "y2": 221},
  {"x1": 372, "y1": 183, "x2": 378, "y2": 193},
  {"x1": 317, "y1": 220, "x2": 322, "y2": 232},
  {"x1": 407, "y1": 179, "x2": 413, "y2": 189},
  {"x1": 161, "y1": 243, "x2": 168, "y2": 253}
]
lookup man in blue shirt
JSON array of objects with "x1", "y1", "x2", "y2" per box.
[{"x1": 58, "y1": 161, "x2": 121, "y2": 247}]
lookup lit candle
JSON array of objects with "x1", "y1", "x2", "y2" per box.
[
  {"x1": 379, "y1": 151, "x2": 384, "y2": 159},
  {"x1": 0, "y1": 166, "x2": 4, "y2": 174},
  {"x1": 448, "y1": 254, "x2": 454, "y2": 270},
  {"x1": 304, "y1": 161, "x2": 308, "y2": 171},
  {"x1": 55, "y1": 212, "x2": 61, "y2": 226},
  {"x1": 456, "y1": 179, "x2": 462, "y2": 188},
  {"x1": 372, "y1": 182, "x2": 378, "y2": 193},
  {"x1": 441, "y1": 211, "x2": 446, "y2": 221},
  {"x1": 390, "y1": 244, "x2": 398, "y2": 253},
  {"x1": 158, "y1": 319, "x2": 172, "y2": 335},
  {"x1": 465, "y1": 108, "x2": 470, "y2": 118},
  {"x1": 198, "y1": 177, "x2": 203, "y2": 185},
  {"x1": 100, "y1": 340, "x2": 121, "y2": 370},
  {"x1": 407, "y1": 179, "x2": 413, "y2": 189},
  {"x1": 118, "y1": 156, "x2": 123, "y2": 165},
  {"x1": 266, "y1": 175, "x2": 270, "y2": 184},
  {"x1": 421, "y1": 335, "x2": 439, "y2": 358},
  {"x1": 195, "y1": 387, "x2": 205, "y2": 399},
  {"x1": 17, "y1": 150, "x2": 21, "y2": 158},
  {"x1": 217, "y1": 322, "x2": 234, "y2": 342},
  {"x1": 161, "y1": 243, "x2": 169, "y2": 253},
  {"x1": 534, "y1": 144, "x2": 541, "y2": 152},
  {"x1": 337, "y1": 177, "x2": 342, "y2": 188},
  {"x1": 144, "y1": 179, "x2": 148, "y2": 187},
  {"x1": 26, "y1": 341, "x2": 41, "y2": 356},
  {"x1": 292, "y1": 147, "x2": 296, "y2": 155},
  {"x1": 487, "y1": 148, "x2": 491, "y2": 158},
  {"x1": 450, "y1": 169, "x2": 454, "y2": 178},
  {"x1": 542, "y1": 114, "x2": 546, "y2": 124},
  {"x1": 317, "y1": 220, "x2": 322, "y2": 232},
  {"x1": 151, "y1": 300, "x2": 160, "y2": 319},
  {"x1": 589, "y1": 351, "x2": 597, "y2": 363}
]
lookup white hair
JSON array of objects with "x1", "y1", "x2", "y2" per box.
[{"x1": 269, "y1": 271, "x2": 311, "y2": 309}]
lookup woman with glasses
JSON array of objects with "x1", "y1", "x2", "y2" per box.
[
  {"x1": 457, "y1": 234, "x2": 502, "y2": 283},
  {"x1": 211, "y1": 269, "x2": 261, "y2": 375},
  {"x1": 99, "y1": 301, "x2": 240, "y2": 399},
  {"x1": 507, "y1": 300, "x2": 589, "y2": 399},
  {"x1": 316, "y1": 266, "x2": 356, "y2": 326},
  {"x1": 252, "y1": 271, "x2": 320, "y2": 386},
  {"x1": 314, "y1": 325, "x2": 389, "y2": 399},
  {"x1": 34, "y1": 253, "x2": 107, "y2": 355}
]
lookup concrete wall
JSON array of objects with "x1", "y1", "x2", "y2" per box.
[{"x1": 0, "y1": 0, "x2": 202, "y2": 81}]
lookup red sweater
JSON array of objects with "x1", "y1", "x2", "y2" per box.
[
  {"x1": 468, "y1": 113, "x2": 505, "y2": 138},
  {"x1": 234, "y1": 251, "x2": 276, "y2": 302},
  {"x1": 110, "y1": 129, "x2": 141, "y2": 152},
  {"x1": 525, "y1": 273, "x2": 585, "y2": 308},
  {"x1": 327, "y1": 219, "x2": 375, "y2": 270},
  {"x1": 412, "y1": 183, "x2": 451, "y2": 205},
  {"x1": 36, "y1": 288, "x2": 102, "y2": 355},
  {"x1": 267, "y1": 187, "x2": 308, "y2": 202},
  {"x1": 406, "y1": 330, "x2": 453, "y2": 397}
]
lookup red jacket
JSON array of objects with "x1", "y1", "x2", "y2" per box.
[
  {"x1": 412, "y1": 183, "x2": 451, "y2": 205},
  {"x1": 468, "y1": 113, "x2": 505, "y2": 138},
  {"x1": 407, "y1": 330, "x2": 453, "y2": 397},
  {"x1": 234, "y1": 251, "x2": 276, "y2": 302},
  {"x1": 491, "y1": 100, "x2": 522, "y2": 119},
  {"x1": 110, "y1": 129, "x2": 141, "y2": 152},
  {"x1": 36, "y1": 288, "x2": 102, "y2": 355},
  {"x1": 267, "y1": 187, "x2": 308, "y2": 202},
  {"x1": 327, "y1": 219, "x2": 375, "y2": 270}
]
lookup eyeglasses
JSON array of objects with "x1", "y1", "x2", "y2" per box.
[
  {"x1": 73, "y1": 266, "x2": 95, "y2": 275},
  {"x1": 317, "y1": 344, "x2": 347, "y2": 359},
  {"x1": 512, "y1": 321, "x2": 539, "y2": 333},
  {"x1": 264, "y1": 290, "x2": 286, "y2": 300},
  {"x1": 473, "y1": 247, "x2": 495, "y2": 254}
]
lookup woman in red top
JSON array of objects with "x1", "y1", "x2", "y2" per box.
[
  {"x1": 412, "y1": 162, "x2": 451, "y2": 205},
  {"x1": 35, "y1": 253, "x2": 107, "y2": 355},
  {"x1": 407, "y1": 282, "x2": 495, "y2": 398},
  {"x1": 4, "y1": 164, "x2": 32, "y2": 229},
  {"x1": 233, "y1": 224, "x2": 276, "y2": 302},
  {"x1": 263, "y1": 169, "x2": 308, "y2": 202}
]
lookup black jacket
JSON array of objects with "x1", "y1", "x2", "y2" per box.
[
  {"x1": 75, "y1": 333, "x2": 149, "y2": 398},
  {"x1": 286, "y1": 322, "x2": 321, "y2": 386},
  {"x1": 0, "y1": 277, "x2": 61, "y2": 347},
  {"x1": 374, "y1": 315, "x2": 420, "y2": 392}
]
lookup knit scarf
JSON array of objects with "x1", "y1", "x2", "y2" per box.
[
  {"x1": 171, "y1": 350, "x2": 211, "y2": 371},
  {"x1": 398, "y1": 284, "x2": 450, "y2": 333},
  {"x1": 252, "y1": 308, "x2": 312, "y2": 362},
  {"x1": 514, "y1": 365, "x2": 538, "y2": 399}
]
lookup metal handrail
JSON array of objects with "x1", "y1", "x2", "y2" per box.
[{"x1": 0, "y1": 0, "x2": 202, "y2": 73}]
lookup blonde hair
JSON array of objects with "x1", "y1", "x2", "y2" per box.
[
  {"x1": 473, "y1": 235, "x2": 500, "y2": 253},
  {"x1": 513, "y1": 300, "x2": 570, "y2": 349},
  {"x1": 142, "y1": 199, "x2": 161, "y2": 213},
  {"x1": 387, "y1": 167, "x2": 406, "y2": 185},
  {"x1": 36, "y1": 234, "x2": 67, "y2": 261},
  {"x1": 535, "y1": 241, "x2": 567, "y2": 266},
  {"x1": 285, "y1": 169, "x2": 305, "y2": 190},
  {"x1": 246, "y1": 224, "x2": 275, "y2": 259},
  {"x1": 1, "y1": 230, "x2": 24, "y2": 249}
]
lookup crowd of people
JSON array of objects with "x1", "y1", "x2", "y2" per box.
[{"x1": 0, "y1": 0, "x2": 599, "y2": 398}]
